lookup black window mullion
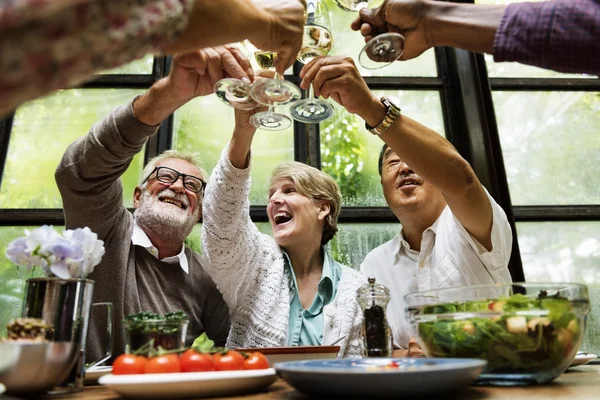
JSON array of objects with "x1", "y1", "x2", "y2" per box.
[
  {"x1": 514, "y1": 205, "x2": 600, "y2": 221},
  {"x1": 490, "y1": 77, "x2": 600, "y2": 91},
  {"x1": 0, "y1": 114, "x2": 14, "y2": 191},
  {"x1": 442, "y1": 47, "x2": 525, "y2": 282},
  {"x1": 145, "y1": 57, "x2": 172, "y2": 164},
  {"x1": 291, "y1": 61, "x2": 320, "y2": 167}
]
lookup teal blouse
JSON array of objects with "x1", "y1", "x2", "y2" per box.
[{"x1": 284, "y1": 249, "x2": 341, "y2": 346}]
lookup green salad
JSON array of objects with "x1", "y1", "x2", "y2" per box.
[{"x1": 416, "y1": 292, "x2": 581, "y2": 373}]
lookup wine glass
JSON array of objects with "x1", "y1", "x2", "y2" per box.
[
  {"x1": 289, "y1": 0, "x2": 335, "y2": 124},
  {"x1": 246, "y1": 43, "x2": 302, "y2": 131},
  {"x1": 332, "y1": 0, "x2": 371, "y2": 11},
  {"x1": 358, "y1": 32, "x2": 405, "y2": 70},
  {"x1": 213, "y1": 44, "x2": 258, "y2": 110},
  {"x1": 332, "y1": 0, "x2": 405, "y2": 70}
]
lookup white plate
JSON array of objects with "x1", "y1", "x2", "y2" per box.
[
  {"x1": 275, "y1": 358, "x2": 486, "y2": 397},
  {"x1": 0, "y1": 383, "x2": 5, "y2": 395},
  {"x1": 98, "y1": 368, "x2": 277, "y2": 399},
  {"x1": 569, "y1": 352, "x2": 598, "y2": 368},
  {"x1": 84, "y1": 366, "x2": 112, "y2": 384}
]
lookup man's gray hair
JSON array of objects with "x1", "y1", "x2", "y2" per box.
[{"x1": 139, "y1": 150, "x2": 207, "y2": 188}]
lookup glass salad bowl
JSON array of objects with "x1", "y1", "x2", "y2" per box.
[
  {"x1": 405, "y1": 283, "x2": 590, "y2": 386},
  {"x1": 124, "y1": 311, "x2": 189, "y2": 355}
]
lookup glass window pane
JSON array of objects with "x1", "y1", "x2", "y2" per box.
[
  {"x1": 172, "y1": 97, "x2": 294, "y2": 205},
  {"x1": 0, "y1": 226, "x2": 55, "y2": 337},
  {"x1": 99, "y1": 55, "x2": 155, "y2": 75},
  {"x1": 517, "y1": 221, "x2": 600, "y2": 355},
  {"x1": 475, "y1": 0, "x2": 593, "y2": 78},
  {"x1": 245, "y1": 222, "x2": 401, "y2": 272},
  {"x1": 320, "y1": 90, "x2": 444, "y2": 206},
  {"x1": 0, "y1": 89, "x2": 146, "y2": 209},
  {"x1": 326, "y1": 0, "x2": 437, "y2": 77},
  {"x1": 328, "y1": 223, "x2": 401, "y2": 270},
  {"x1": 494, "y1": 91, "x2": 600, "y2": 205}
]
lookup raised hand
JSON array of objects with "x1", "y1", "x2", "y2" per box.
[
  {"x1": 167, "y1": 46, "x2": 254, "y2": 101},
  {"x1": 350, "y1": 0, "x2": 432, "y2": 61},
  {"x1": 246, "y1": 0, "x2": 307, "y2": 75},
  {"x1": 299, "y1": 56, "x2": 377, "y2": 115}
]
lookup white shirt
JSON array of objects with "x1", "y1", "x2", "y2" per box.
[
  {"x1": 360, "y1": 190, "x2": 513, "y2": 349},
  {"x1": 131, "y1": 220, "x2": 189, "y2": 274}
]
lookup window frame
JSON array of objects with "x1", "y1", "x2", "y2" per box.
[{"x1": 1, "y1": 3, "x2": 599, "y2": 284}]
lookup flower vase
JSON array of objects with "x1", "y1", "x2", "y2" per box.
[{"x1": 22, "y1": 277, "x2": 94, "y2": 392}]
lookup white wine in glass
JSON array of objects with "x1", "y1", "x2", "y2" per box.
[
  {"x1": 289, "y1": 0, "x2": 335, "y2": 124},
  {"x1": 332, "y1": 0, "x2": 371, "y2": 12},
  {"x1": 297, "y1": 24, "x2": 333, "y2": 64},
  {"x1": 245, "y1": 43, "x2": 300, "y2": 131},
  {"x1": 213, "y1": 43, "x2": 257, "y2": 110},
  {"x1": 254, "y1": 51, "x2": 277, "y2": 69}
]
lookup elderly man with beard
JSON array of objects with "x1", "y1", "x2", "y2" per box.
[
  {"x1": 54, "y1": 46, "x2": 251, "y2": 361},
  {"x1": 298, "y1": 55, "x2": 513, "y2": 357}
]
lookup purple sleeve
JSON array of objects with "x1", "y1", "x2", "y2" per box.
[{"x1": 493, "y1": 0, "x2": 600, "y2": 75}]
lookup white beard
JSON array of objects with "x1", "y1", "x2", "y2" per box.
[{"x1": 133, "y1": 189, "x2": 200, "y2": 243}]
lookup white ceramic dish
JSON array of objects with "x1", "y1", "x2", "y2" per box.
[
  {"x1": 98, "y1": 368, "x2": 277, "y2": 399},
  {"x1": 84, "y1": 365, "x2": 112, "y2": 384},
  {"x1": 275, "y1": 358, "x2": 486, "y2": 397},
  {"x1": 569, "y1": 352, "x2": 598, "y2": 368}
]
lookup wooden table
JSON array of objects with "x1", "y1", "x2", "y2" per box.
[{"x1": 41, "y1": 365, "x2": 600, "y2": 400}]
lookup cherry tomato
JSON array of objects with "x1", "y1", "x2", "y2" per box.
[
  {"x1": 243, "y1": 352, "x2": 269, "y2": 370},
  {"x1": 144, "y1": 354, "x2": 181, "y2": 374},
  {"x1": 213, "y1": 350, "x2": 245, "y2": 371},
  {"x1": 112, "y1": 354, "x2": 148, "y2": 375},
  {"x1": 180, "y1": 349, "x2": 215, "y2": 372}
]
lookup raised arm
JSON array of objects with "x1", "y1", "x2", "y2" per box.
[
  {"x1": 0, "y1": 0, "x2": 306, "y2": 116},
  {"x1": 201, "y1": 101, "x2": 276, "y2": 309},
  {"x1": 55, "y1": 46, "x2": 252, "y2": 239},
  {"x1": 352, "y1": 0, "x2": 600, "y2": 75},
  {"x1": 301, "y1": 56, "x2": 493, "y2": 250}
]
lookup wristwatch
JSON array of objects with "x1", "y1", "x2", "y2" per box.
[{"x1": 365, "y1": 97, "x2": 402, "y2": 136}]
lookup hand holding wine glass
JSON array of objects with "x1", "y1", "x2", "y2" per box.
[
  {"x1": 245, "y1": 0, "x2": 308, "y2": 75},
  {"x1": 333, "y1": 0, "x2": 406, "y2": 69},
  {"x1": 351, "y1": 0, "x2": 430, "y2": 62},
  {"x1": 246, "y1": 42, "x2": 301, "y2": 131},
  {"x1": 289, "y1": 0, "x2": 335, "y2": 123},
  {"x1": 299, "y1": 56, "x2": 379, "y2": 117}
]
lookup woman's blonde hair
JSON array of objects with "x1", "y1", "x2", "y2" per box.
[
  {"x1": 140, "y1": 150, "x2": 207, "y2": 188},
  {"x1": 270, "y1": 162, "x2": 341, "y2": 245}
]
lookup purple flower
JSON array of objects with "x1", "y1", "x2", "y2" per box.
[{"x1": 4, "y1": 225, "x2": 105, "y2": 279}]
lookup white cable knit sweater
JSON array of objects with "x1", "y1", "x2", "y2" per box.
[{"x1": 202, "y1": 148, "x2": 366, "y2": 358}]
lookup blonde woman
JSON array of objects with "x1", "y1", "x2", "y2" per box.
[{"x1": 202, "y1": 106, "x2": 366, "y2": 358}]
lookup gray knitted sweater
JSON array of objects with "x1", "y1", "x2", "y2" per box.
[{"x1": 55, "y1": 99, "x2": 230, "y2": 361}]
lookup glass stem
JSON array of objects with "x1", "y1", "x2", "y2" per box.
[{"x1": 308, "y1": 84, "x2": 315, "y2": 100}]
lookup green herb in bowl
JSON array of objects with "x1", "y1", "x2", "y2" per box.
[{"x1": 124, "y1": 311, "x2": 189, "y2": 355}]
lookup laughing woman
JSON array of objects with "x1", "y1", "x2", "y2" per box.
[{"x1": 202, "y1": 107, "x2": 366, "y2": 358}]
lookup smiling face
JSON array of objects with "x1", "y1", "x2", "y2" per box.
[
  {"x1": 380, "y1": 147, "x2": 446, "y2": 219},
  {"x1": 133, "y1": 158, "x2": 203, "y2": 242},
  {"x1": 266, "y1": 178, "x2": 329, "y2": 249}
]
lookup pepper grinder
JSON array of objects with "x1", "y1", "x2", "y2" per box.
[{"x1": 357, "y1": 276, "x2": 392, "y2": 357}]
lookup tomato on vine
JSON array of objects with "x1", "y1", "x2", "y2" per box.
[
  {"x1": 180, "y1": 349, "x2": 215, "y2": 372},
  {"x1": 145, "y1": 354, "x2": 181, "y2": 374},
  {"x1": 113, "y1": 354, "x2": 148, "y2": 375},
  {"x1": 243, "y1": 352, "x2": 270, "y2": 370},
  {"x1": 213, "y1": 350, "x2": 245, "y2": 371}
]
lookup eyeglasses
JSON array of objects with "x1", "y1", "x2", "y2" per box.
[{"x1": 141, "y1": 166, "x2": 206, "y2": 194}]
